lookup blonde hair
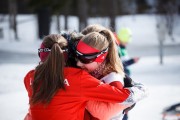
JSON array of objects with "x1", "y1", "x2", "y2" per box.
[
  {"x1": 81, "y1": 29, "x2": 125, "y2": 77},
  {"x1": 81, "y1": 24, "x2": 107, "y2": 35}
]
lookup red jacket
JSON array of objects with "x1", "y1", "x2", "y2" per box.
[{"x1": 24, "y1": 67, "x2": 130, "y2": 120}]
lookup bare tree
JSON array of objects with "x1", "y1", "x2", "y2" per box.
[
  {"x1": 8, "y1": 0, "x2": 18, "y2": 40},
  {"x1": 109, "y1": 0, "x2": 118, "y2": 31},
  {"x1": 78, "y1": 0, "x2": 88, "y2": 31},
  {"x1": 156, "y1": 0, "x2": 179, "y2": 41},
  {"x1": 37, "y1": 7, "x2": 51, "y2": 39},
  {"x1": 56, "y1": 14, "x2": 61, "y2": 33},
  {"x1": 156, "y1": 15, "x2": 167, "y2": 64},
  {"x1": 164, "y1": 1, "x2": 178, "y2": 41},
  {"x1": 155, "y1": 0, "x2": 179, "y2": 64},
  {"x1": 0, "y1": 15, "x2": 5, "y2": 39},
  {"x1": 64, "y1": 0, "x2": 72, "y2": 30}
]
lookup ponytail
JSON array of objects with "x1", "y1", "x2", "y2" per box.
[
  {"x1": 46, "y1": 43, "x2": 65, "y2": 90},
  {"x1": 31, "y1": 34, "x2": 67, "y2": 105}
]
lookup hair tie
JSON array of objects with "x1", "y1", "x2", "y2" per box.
[{"x1": 54, "y1": 42, "x2": 59, "y2": 45}]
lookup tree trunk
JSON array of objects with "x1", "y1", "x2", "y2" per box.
[
  {"x1": 159, "y1": 40, "x2": 163, "y2": 64},
  {"x1": 8, "y1": 0, "x2": 18, "y2": 40},
  {"x1": 109, "y1": 0, "x2": 117, "y2": 31},
  {"x1": 110, "y1": 16, "x2": 115, "y2": 31},
  {"x1": 56, "y1": 14, "x2": 60, "y2": 33},
  {"x1": 64, "y1": 15, "x2": 68, "y2": 30},
  {"x1": 156, "y1": 15, "x2": 166, "y2": 65},
  {"x1": 78, "y1": 0, "x2": 88, "y2": 32},
  {"x1": 37, "y1": 8, "x2": 51, "y2": 39}
]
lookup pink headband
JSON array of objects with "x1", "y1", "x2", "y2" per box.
[
  {"x1": 76, "y1": 40, "x2": 108, "y2": 63},
  {"x1": 39, "y1": 43, "x2": 50, "y2": 62},
  {"x1": 77, "y1": 40, "x2": 100, "y2": 54},
  {"x1": 39, "y1": 43, "x2": 68, "y2": 62}
]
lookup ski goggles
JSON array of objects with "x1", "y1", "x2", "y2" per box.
[
  {"x1": 38, "y1": 48, "x2": 51, "y2": 57},
  {"x1": 38, "y1": 47, "x2": 68, "y2": 60},
  {"x1": 75, "y1": 47, "x2": 108, "y2": 64}
]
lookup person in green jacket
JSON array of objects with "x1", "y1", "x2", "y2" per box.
[
  {"x1": 117, "y1": 27, "x2": 140, "y2": 76},
  {"x1": 117, "y1": 27, "x2": 140, "y2": 120}
]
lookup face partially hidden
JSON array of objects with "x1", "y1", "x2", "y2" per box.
[{"x1": 76, "y1": 60, "x2": 101, "y2": 72}]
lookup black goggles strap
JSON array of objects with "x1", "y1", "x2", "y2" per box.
[
  {"x1": 38, "y1": 48, "x2": 51, "y2": 53},
  {"x1": 38, "y1": 48, "x2": 68, "y2": 53}
]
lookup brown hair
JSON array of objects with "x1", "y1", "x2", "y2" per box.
[
  {"x1": 31, "y1": 34, "x2": 67, "y2": 105},
  {"x1": 81, "y1": 29, "x2": 125, "y2": 77}
]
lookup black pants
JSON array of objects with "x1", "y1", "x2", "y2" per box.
[{"x1": 122, "y1": 113, "x2": 128, "y2": 120}]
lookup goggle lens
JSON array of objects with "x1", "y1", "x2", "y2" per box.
[
  {"x1": 76, "y1": 54, "x2": 97, "y2": 64},
  {"x1": 75, "y1": 47, "x2": 108, "y2": 64}
]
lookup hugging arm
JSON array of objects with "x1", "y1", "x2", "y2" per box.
[{"x1": 85, "y1": 74, "x2": 148, "y2": 120}]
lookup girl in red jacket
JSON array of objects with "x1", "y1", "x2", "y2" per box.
[
  {"x1": 75, "y1": 26, "x2": 148, "y2": 120},
  {"x1": 24, "y1": 34, "x2": 146, "y2": 120}
]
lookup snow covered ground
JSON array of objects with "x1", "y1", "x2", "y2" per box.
[{"x1": 0, "y1": 14, "x2": 180, "y2": 120}]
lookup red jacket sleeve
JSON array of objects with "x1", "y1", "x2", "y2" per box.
[
  {"x1": 109, "y1": 81, "x2": 123, "y2": 89},
  {"x1": 80, "y1": 70, "x2": 130, "y2": 103}
]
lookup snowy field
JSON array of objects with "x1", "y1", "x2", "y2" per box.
[{"x1": 0, "y1": 14, "x2": 180, "y2": 120}]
